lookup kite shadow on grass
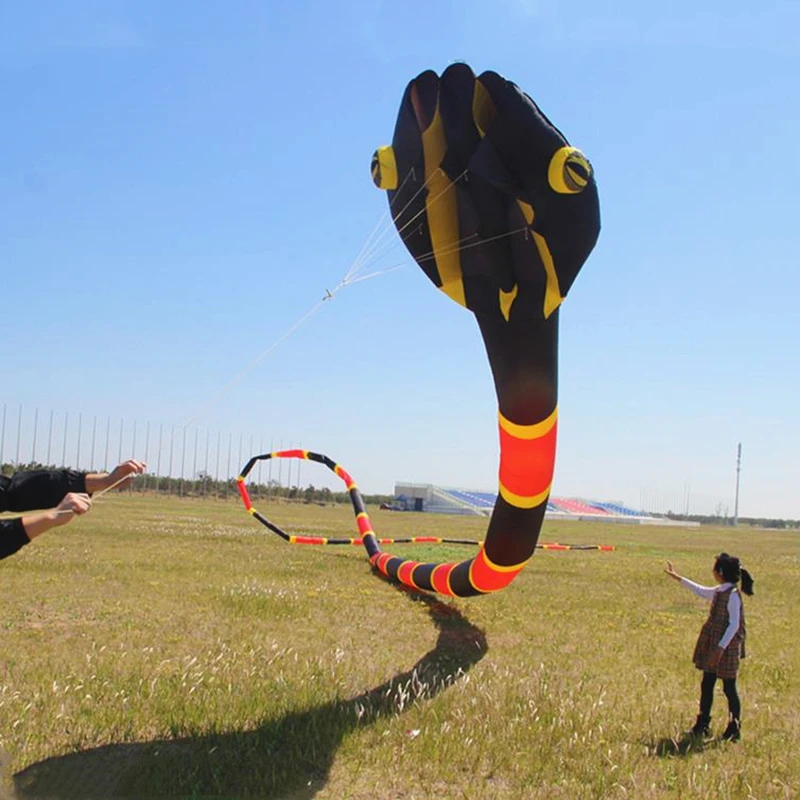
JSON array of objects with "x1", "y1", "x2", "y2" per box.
[{"x1": 13, "y1": 584, "x2": 487, "y2": 799}]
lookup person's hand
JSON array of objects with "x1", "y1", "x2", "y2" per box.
[
  {"x1": 106, "y1": 459, "x2": 146, "y2": 491},
  {"x1": 86, "y1": 459, "x2": 147, "y2": 494},
  {"x1": 664, "y1": 561, "x2": 681, "y2": 580},
  {"x1": 52, "y1": 492, "x2": 93, "y2": 526},
  {"x1": 707, "y1": 647, "x2": 724, "y2": 669}
]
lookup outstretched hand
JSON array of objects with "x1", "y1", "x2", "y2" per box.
[
  {"x1": 105, "y1": 459, "x2": 147, "y2": 491},
  {"x1": 86, "y1": 459, "x2": 147, "y2": 495},
  {"x1": 664, "y1": 561, "x2": 681, "y2": 581}
]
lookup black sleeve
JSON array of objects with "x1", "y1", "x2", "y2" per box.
[
  {"x1": 0, "y1": 469, "x2": 87, "y2": 513},
  {"x1": 0, "y1": 517, "x2": 31, "y2": 560}
]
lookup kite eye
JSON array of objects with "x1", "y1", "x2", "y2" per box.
[
  {"x1": 548, "y1": 146, "x2": 592, "y2": 194},
  {"x1": 371, "y1": 145, "x2": 398, "y2": 190}
]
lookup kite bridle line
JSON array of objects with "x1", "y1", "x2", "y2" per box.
[
  {"x1": 134, "y1": 165, "x2": 483, "y2": 480},
  {"x1": 237, "y1": 450, "x2": 615, "y2": 592},
  {"x1": 349, "y1": 167, "x2": 469, "y2": 278}
]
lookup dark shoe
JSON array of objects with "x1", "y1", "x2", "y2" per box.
[
  {"x1": 721, "y1": 718, "x2": 741, "y2": 742},
  {"x1": 689, "y1": 714, "x2": 711, "y2": 737}
]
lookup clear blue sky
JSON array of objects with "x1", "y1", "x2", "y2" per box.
[{"x1": 2, "y1": 1, "x2": 798, "y2": 519}]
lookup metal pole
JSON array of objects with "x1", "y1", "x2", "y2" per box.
[
  {"x1": 203, "y1": 428, "x2": 210, "y2": 497},
  {"x1": 76, "y1": 412, "x2": 82, "y2": 470},
  {"x1": 155, "y1": 424, "x2": 162, "y2": 492},
  {"x1": 104, "y1": 416, "x2": 111, "y2": 470},
  {"x1": 61, "y1": 411, "x2": 69, "y2": 467},
  {"x1": 268, "y1": 438, "x2": 273, "y2": 500},
  {"x1": 226, "y1": 432, "x2": 232, "y2": 499},
  {"x1": 130, "y1": 418, "x2": 138, "y2": 491},
  {"x1": 15, "y1": 405, "x2": 22, "y2": 466},
  {"x1": 90, "y1": 416, "x2": 97, "y2": 470},
  {"x1": 118, "y1": 418, "x2": 124, "y2": 464},
  {"x1": 31, "y1": 407, "x2": 39, "y2": 464},
  {"x1": 180, "y1": 427, "x2": 187, "y2": 496},
  {"x1": 215, "y1": 429, "x2": 221, "y2": 498},
  {"x1": 192, "y1": 427, "x2": 199, "y2": 494},
  {"x1": 47, "y1": 409, "x2": 54, "y2": 466},
  {"x1": 733, "y1": 443, "x2": 742, "y2": 527},
  {"x1": 297, "y1": 445, "x2": 303, "y2": 491},
  {"x1": 258, "y1": 436, "x2": 264, "y2": 499},
  {"x1": 168, "y1": 425, "x2": 175, "y2": 494},
  {"x1": 143, "y1": 421, "x2": 150, "y2": 492}
]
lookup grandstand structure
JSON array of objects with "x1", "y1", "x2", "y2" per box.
[{"x1": 392, "y1": 483, "x2": 665, "y2": 524}]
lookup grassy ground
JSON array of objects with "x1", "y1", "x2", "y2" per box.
[{"x1": 1, "y1": 494, "x2": 797, "y2": 799}]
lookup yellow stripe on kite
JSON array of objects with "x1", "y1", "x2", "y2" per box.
[
  {"x1": 498, "y1": 482, "x2": 552, "y2": 509},
  {"x1": 498, "y1": 407, "x2": 558, "y2": 439},
  {"x1": 532, "y1": 231, "x2": 563, "y2": 319},
  {"x1": 478, "y1": 547, "x2": 532, "y2": 573},
  {"x1": 420, "y1": 103, "x2": 465, "y2": 307},
  {"x1": 499, "y1": 284, "x2": 518, "y2": 322}
]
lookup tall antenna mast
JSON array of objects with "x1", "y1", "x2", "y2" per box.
[{"x1": 733, "y1": 442, "x2": 742, "y2": 527}]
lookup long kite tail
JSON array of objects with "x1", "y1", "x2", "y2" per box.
[{"x1": 237, "y1": 450, "x2": 614, "y2": 598}]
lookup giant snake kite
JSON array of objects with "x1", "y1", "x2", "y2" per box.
[{"x1": 239, "y1": 64, "x2": 601, "y2": 597}]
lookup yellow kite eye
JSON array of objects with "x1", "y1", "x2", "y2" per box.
[
  {"x1": 548, "y1": 146, "x2": 592, "y2": 194},
  {"x1": 371, "y1": 145, "x2": 398, "y2": 190}
]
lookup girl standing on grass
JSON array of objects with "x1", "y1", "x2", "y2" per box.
[{"x1": 664, "y1": 553, "x2": 754, "y2": 742}]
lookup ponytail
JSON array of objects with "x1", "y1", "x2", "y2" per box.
[{"x1": 740, "y1": 567, "x2": 755, "y2": 596}]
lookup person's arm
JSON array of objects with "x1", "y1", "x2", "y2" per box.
[
  {"x1": 0, "y1": 468, "x2": 86, "y2": 513},
  {"x1": 0, "y1": 518, "x2": 33, "y2": 560},
  {"x1": 0, "y1": 460, "x2": 146, "y2": 515},
  {"x1": 718, "y1": 590, "x2": 742, "y2": 649},
  {"x1": 1, "y1": 493, "x2": 92, "y2": 560},
  {"x1": 84, "y1": 459, "x2": 146, "y2": 494},
  {"x1": 664, "y1": 562, "x2": 716, "y2": 600}
]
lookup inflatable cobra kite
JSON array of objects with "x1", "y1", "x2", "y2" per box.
[{"x1": 240, "y1": 64, "x2": 600, "y2": 598}]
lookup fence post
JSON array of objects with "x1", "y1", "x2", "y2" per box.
[
  {"x1": 61, "y1": 411, "x2": 69, "y2": 468},
  {"x1": 47, "y1": 409, "x2": 54, "y2": 466},
  {"x1": 31, "y1": 407, "x2": 39, "y2": 465},
  {"x1": 90, "y1": 415, "x2": 97, "y2": 471},
  {"x1": 76, "y1": 412, "x2": 83, "y2": 470}
]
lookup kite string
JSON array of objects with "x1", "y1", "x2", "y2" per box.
[
  {"x1": 351, "y1": 170, "x2": 468, "y2": 277},
  {"x1": 110, "y1": 167, "x2": 510, "y2": 480},
  {"x1": 51, "y1": 469, "x2": 144, "y2": 517},
  {"x1": 346, "y1": 168, "x2": 466, "y2": 281},
  {"x1": 342, "y1": 170, "x2": 416, "y2": 284}
]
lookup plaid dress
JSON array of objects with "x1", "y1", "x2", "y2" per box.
[{"x1": 692, "y1": 586, "x2": 746, "y2": 679}]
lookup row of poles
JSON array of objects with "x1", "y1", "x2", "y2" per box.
[{"x1": 0, "y1": 402, "x2": 308, "y2": 492}]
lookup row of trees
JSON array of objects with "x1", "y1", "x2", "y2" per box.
[
  {"x1": 663, "y1": 508, "x2": 799, "y2": 529},
  {"x1": 3, "y1": 462, "x2": 797, "y2": 527},
  {"x1": 1, "y1": 462, "x2": 394, "y2": 507}
]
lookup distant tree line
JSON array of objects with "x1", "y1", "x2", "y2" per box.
[
  {"x1": 664, "y1": 510, "x2": 799, "y2": 530},
  {"x1": 3, "y1": 461, "x2": 796, "y2": 527},
  {"x1": 0, "y1": 462, "x2": 394, "y2": 507}
]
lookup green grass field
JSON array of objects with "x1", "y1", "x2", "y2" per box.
[{"x1": 1, "y1": 494, "x2": 798, "y2": 799}]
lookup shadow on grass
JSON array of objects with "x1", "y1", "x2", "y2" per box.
[
  {"x1": 13, "y1": 584, "x2": 488, "y2": 799},
  {"x1": 648, "y1": 733, "x2": 724, "y2": 758}
]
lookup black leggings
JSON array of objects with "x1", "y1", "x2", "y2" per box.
[{"x1": 699, "y1": 671, "x2": 741, "y2": 720}]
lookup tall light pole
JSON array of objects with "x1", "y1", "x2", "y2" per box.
[{"x1": 733, "y1": 443, "x2": 742, "y2": 527}]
